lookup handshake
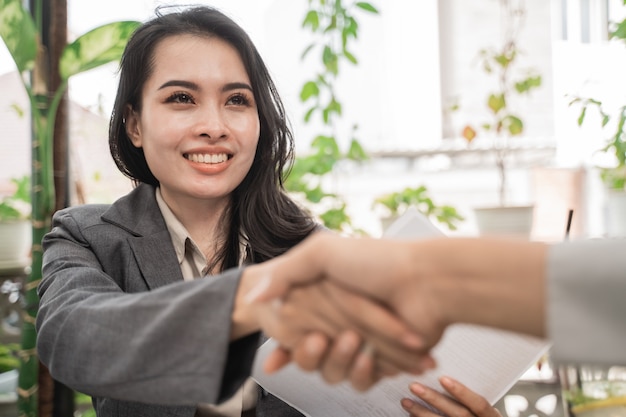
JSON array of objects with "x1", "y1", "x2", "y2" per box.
[{"x1": 242, "y1": 231, "x2": 548, "y2": 391}]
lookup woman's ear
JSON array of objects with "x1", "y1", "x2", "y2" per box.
[{"x1": 124, "y1": 105, "x2": 142, "y2": 148}]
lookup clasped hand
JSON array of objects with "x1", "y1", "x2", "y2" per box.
[{"x1": 245, "y1": 232, "x2": 448, "y2": 391}]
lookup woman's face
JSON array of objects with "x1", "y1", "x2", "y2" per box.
[{"x1": 126, "y1": 34, "x2": 260, "y2": 207}]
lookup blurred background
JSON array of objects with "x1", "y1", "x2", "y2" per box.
[{"x1": 2, "y1": 0, "x2": 626, "y2": 240}]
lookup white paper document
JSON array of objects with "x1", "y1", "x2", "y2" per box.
[{"x1": 252, "y1": 208, "x2": 552, "y2": 417}]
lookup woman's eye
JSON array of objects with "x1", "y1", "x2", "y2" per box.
[
  {"x1": 166, "y1": 92, "x2": 194, "y2": 104},
  {"x1": 227, "y1": 93, "x2": 251, "y2": 106}
]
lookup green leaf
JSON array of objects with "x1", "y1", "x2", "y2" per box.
[
  {"x1": 610, "y1": 17, "x2": 626, "y2": 42},
  {"x1": 343, "y1": 49, "x2": 357, "y2": 64},
  {"x1": 60, "y1": 20, "x2": 140, "y2": 80},
  {"x1": 300, "y1": 81, "x2": 320, "y2": 102},
  {"x1": 355, "y1": 2, "x2": 379, "y2": 13},
  {"x1": 302, "y1": 10, "x2": 320, "y2": 31},
  {"x1": 305, "y1": 186, "x2": 327, "y2": 203},
  {"x1": 505, "y1": 115, "x2": 524, "y2": 135},
  {"x1": 311, "y1": 135, "x2": 341, "y2": 159},
  {"x1": 10, "y1": 103, "x2": 25, "y2": 118},
  {"x1": 346, "y1": 139, "x2": 368, "y2": 161},
  {"x1": 0, "y1": 0, "x2": 37, "y2": 73},
  {"x1": 304, "y1": 106, "x2": 317, "y2": 122},
  {"x1": 514, "y1": 75, "x2": 541, "y2": 93},
  {"x1": 577, "y1": 107, "x2": 587, "y2": 126},
  {"x1": 487, "y1": 94, "x2": 506, "y2": 114},
  {"x1": 322, "y1": 45, "x2": 339, "y2": 74},
  {"x1": 12, "y1": 175, "x2": 30, "y2": 203},
  {"x1": 320, "y1": 206, "x2": 351, "y2": 231},
  {"x1": 326, "y1": 97, "x2": 342, "y2": 116}
]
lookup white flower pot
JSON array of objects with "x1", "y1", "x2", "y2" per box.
[
  {"x1": 606, "y1": 191, "x2": 626, "y2": 237},
  {"x1": 0, "y1": 220, "x2": 31, "y2": 271},
  {"x1": 474, "y1": 205, "x2": 534, "y2": 239}
]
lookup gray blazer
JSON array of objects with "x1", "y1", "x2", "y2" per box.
[
  {"x1": 548, "y1": 238, "x2": 626, "y2": 365},
  {"x1": 37, "y1": 183, "x2": 303, "y2": 417}
]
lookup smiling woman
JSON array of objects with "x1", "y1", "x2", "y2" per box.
[
  {"x1": 34, "y1": 5, "x2": 420, "y2": 417},
  {"x1": 36, "y1": 5, "x2": 321, "y2": 417}
]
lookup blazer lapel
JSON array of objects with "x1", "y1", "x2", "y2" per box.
[
  {"x1": 128, "y1": 232, "x2": 183, "y2": 290},
  {"x1": 102, "y1": 184, "x2": 184, "y2": 290}
]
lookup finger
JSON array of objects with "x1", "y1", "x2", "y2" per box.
[
  {"x1": 407, "y1": 381, "x2": 484, "y2": 417},
  {"x1": 263, "y1": 346, "x2": 293, "y2": 374},
  {"x1": 322, "y1": 284, "x2": 426, "y2": 372},
  {"x1": 400, "y1": 397, "x2": 441, "y2": 417},
  {"x1": 328, "y1": 284, "x2": 424, "y2": 350},
  {"x1": 439, "y1": 377, "x2": 501, "y2": 417},
  {"x1": 349, "y1": 350, "x2": 378, "y2": 392},
  {"x1": 279, "y1": 287, "x2": 343, "y2": 337},
  {"x1": 291, "y1": 332, "x2": 330, "y2": 372},
  {"x1": 319, "y1": 330, "x2": 362, "y2": 385}
]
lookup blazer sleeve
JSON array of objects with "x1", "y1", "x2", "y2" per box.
[
  {"x1": 547, "y1": 238, "x2": 626, "y2": 365},
  {"x1": 36, "y1": 209, "x2": 260, "y2": 405}
]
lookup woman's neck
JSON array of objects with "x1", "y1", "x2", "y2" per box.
[{"x1": 159, "y1": 188, "x2": 231, "y2": 257}]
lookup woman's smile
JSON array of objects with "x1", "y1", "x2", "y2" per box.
[{"x1": 125, "y1": 34, "x2": 260, "y2": 204}]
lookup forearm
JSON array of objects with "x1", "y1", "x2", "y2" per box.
[{"x1": 403, "y1": 238, "x2": 548, "y2": 338}]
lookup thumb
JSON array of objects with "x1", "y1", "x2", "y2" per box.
[
  {"x1": 243, "y1": 268, "x2": 291, "y2": 303},
  {"x1": 244, "y1": 240, "x2": 324, "y2": 303}
]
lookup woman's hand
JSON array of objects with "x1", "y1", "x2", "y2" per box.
[
  {"x1": 401, "y1": 377, "x2": 501, "y2": 417},
  {"x1": 252, "y1": 278, "x2": 433, "y2": 387}
]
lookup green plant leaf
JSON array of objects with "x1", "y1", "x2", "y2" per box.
[
  {"x1": 343, "y1": 49, "x2": 357, "y2": 64},
  {"x1": 0, "y1": 0, "x2": 37, "y2": 73},
  {"x1": 322, "y1": 45, "x2": 339, "y2": 74},
  {"x1": 12, "y1": 175, "x2": 30, "y2": 203},
  {"x1": 505, "y1": 115, "x2": 524, "y2": 135},
  {"x1": 346, "y1": 139, "x2": 368, "y2": 161},
  {"x1": 355, "y1": 2, "x2": 379, "y2": 13},
  {"x1": 325, "y1": 97, "x2": 342, "y2": 116},
  {"x1": 304, "y1": 106, "x2": 317, "y2": 122},
  {"x1": 577, "y1": 107, "x2": 587, "y2": 126},
  {"x1": 0, "y1": 204, "x2": 22, "y2": 220},
  {"x1": 10, "y1": 103, "x2": 25, "y2": 118},
  {"x1": 311, "y1": 135, "x2": 341, "y2": 159},
  {"x1": 60, "y1": 20, "x2": 140, "y2": 80},
  {"x1": 302, "y1": 10, "x2": 320, "y2": 31},
  {"x1": 300, "y1": 81, "x2": 320, "y2": 102},
  {"x1": 320, "y1": 206, "x2": 351, "y2": 231},
  {"x1": 487, "y1": 94, "x2": 506, "y2": 114},
  {"x1": 610, "y1": 17, "x2": 626, "y2": 42}
]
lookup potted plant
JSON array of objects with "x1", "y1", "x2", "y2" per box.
[
  {"x1": 1, "y1": 1, "x2": 140, "y2": 413},
  {"x1": 461, "y1": 0, "x2": 542, "y2": 237},
  {"x1": 372, "y1": 185, "x2": 464, "y2": 232},
  {"x1": 0, "y1": 176, "x2": 31, "y2": 271},
  {"x1": 569, "y1": 11, "x2": 626, "y2": 236}
]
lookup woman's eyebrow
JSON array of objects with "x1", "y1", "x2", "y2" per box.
[
  {"x1": 157, "y1": 80, "x2": 252, "y2": 93},
  {"x1": 158, "y1": 80, "x2": 200, "y2": 90},
  {"x1": 222, "y1": 82, "x2": 253, "y2": 92}
]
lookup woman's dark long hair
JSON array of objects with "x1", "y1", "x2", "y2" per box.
[{"x1": 109, "y1": 5, "x2": 317, "y2": 269}]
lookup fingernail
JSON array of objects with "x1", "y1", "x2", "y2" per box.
[
  {"x1": 410, "y1": 382, "x2": 426, "y2": 395},
  {"x1": 440, "y1": 376, "x2": 454, "y2": 388},
  {"x1": 401, "y1": 398, "x2": 414, "y2": 409},
  {"x1": 339, "y1": 333, "x2": 359, "y2": 355}
]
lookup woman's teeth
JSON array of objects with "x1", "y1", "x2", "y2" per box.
[{"x1": 186, "y1": 153, "x2": 228, "y2": 164}]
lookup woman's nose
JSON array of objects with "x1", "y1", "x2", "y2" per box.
[{"x1": 194, "y1": 106, "x2": 228, "y2": 139}]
